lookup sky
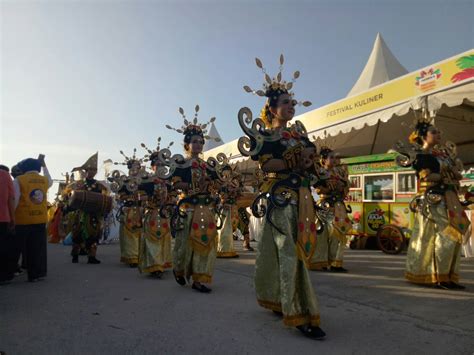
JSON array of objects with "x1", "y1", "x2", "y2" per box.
[{"x1": 1, "y1": 0, "x2": 473, "y2": 185}]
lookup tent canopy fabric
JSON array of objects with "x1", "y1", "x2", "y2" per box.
[
  {"x1": 205, "y1": 136, "x2": 241, "y2": 161},
  {"x1": 204, "y1": 48, "x2": 474, "y2": 167},
  {"x1": 313, "y1": 83, "x2": 474, "y2": 165},
  {"x1": 348, "y1": 33, "x2": 408, "y2": 97}
]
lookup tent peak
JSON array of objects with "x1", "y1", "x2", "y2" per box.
[
  {"x1": 203, "y1": 122, "x2": 224, "y2": 152},
  {"x1": 348, "y1": 33, "x2": 408, "y2": 97}
]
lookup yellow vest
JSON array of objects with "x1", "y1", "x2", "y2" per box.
[{"x1": 15, "y1": 172, "x2": 49, "y2": 225}]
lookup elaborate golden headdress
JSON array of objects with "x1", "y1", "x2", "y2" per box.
[
  {"x1": 243, "y1": 54, "x2": 312, "y2": 106},
  {"x1": 408, "y1": 109, "x2": 435, "y2": 145},
  {"x1": 312, "y1": 132, "x2": 335, "y2": 161},
  {"x1": 165, "y1": 105, "x2": 221, "y2": 144},
  {"x1": 114, "y1": 148, "x2": 143, "y2": 169},
  {"x1": 141, "y1": 137, "x2": 174, "y2": 166}
]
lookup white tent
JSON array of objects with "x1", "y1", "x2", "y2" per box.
[
  {"x1": 203, "y1": 122, "x2": 224, "y2": 152},
  {"x1": 348, "y1": 33, "x2": 408, "y2": 96}
]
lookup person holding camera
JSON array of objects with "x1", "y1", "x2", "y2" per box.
[{"x1": 13, "y1": 157, "x2": 52, "y2": 282}]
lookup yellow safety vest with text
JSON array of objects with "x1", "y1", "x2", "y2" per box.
[{"x1": 15, "y1": 172, "x2": 49, "y2": 225}]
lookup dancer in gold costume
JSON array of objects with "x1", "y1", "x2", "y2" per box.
[
  {"x1": 310, "y1": 147, "x2": 351, "y2": 272},
  {"x1": 237, "y1": 55, "x2": 325, "y2": 339},
  {"x1": 395, "y1": 114, "x2": 470, "y2": 289},
  {"x1": 114, "y1": 149, "x2": 146, "y2": 268},
  {"x1": 137, "y1": 138, "x2": 174, "y2": 278},
  {"x1": 158, "y1": 105, "x2": 229, "y2": 293},
  {"x1": 216, "y1": 166, "x2": 241, "y2": 258}
]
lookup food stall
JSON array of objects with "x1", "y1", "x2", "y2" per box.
[{"x1": 341, "y1": 153, "x2": 416, "y2": 253}]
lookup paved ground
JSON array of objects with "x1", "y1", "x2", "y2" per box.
[{"x1": 1, "y1": 241, "x2": 474, "y2": 355}]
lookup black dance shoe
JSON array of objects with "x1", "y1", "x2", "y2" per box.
[
  {"x1": 72, "y1": 255, "x2": 79, "y2": 263},
  {"x1": 449, "y1": 282, "x2": 466, "y2": 290},
  {"x1": 243, "y1": 244, "x2": 254, "y2": 251},
  {"x1": 173, "y1": 270, "x2": 186, "y2": 286},
  {"x1": 129, "y1": 263, "x2": 138, "y2": 268},
  {"x1": 297, "y1": 325, "x2": 326, "y2": 340},
  {"x1": 331, "y1": 267, "x2": 348, "y2": 273},
  {"x1": 151, "y1": 271, "x2": 163, "y2": 279},
  {"x1": 87, "y1": 256, "x2": 101, "y2": 264},
  {"x1": 436, "y1": 282, "x2": 453, "y2": 290},
  {"x1": 192, "y1": 282, "x2": 212, "y2": 293}
]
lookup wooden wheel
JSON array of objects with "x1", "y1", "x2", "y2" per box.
[{"x1": 376, "y1": 224, "x2": 405, "y2": 255}]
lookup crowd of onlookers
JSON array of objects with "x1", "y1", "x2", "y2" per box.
[{"x1": 0, "y1": 157, "x2": 52, "y2": 284}]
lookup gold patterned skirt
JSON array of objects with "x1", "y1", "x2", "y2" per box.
[
  {"x1": 217, "y1": 205, "x2": 238, "y2": 258},
  {"x1": 406, "y1": 201, "x2": 462, "y2": 284},
  {"x1": 119, "y1": 206, "x2": 142, "y2": 265},
  {"x1": 254, "y1": 204, "x2": 321, "y2": 327},
  {"x1": 173, "y1": 202, "x2": 218, "y2": 284},
  {"x1": 310, "y1": 215, "x2": 347, "y2": 269},
  {"x1": 138, "y1": 208, "x2": 172, "y2": 273}
]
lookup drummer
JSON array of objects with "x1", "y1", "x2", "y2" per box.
[{"x1": 64, "y1": 153, "x2": 108, "y2": 264}]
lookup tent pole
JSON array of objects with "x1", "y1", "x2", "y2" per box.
[{"x1": 369, "y1": 120, "x2": 381, "y2": 155}]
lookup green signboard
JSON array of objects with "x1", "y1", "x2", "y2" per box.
[
  {"x1": 343, "y1": 153, "x2": 413, "y2": 175},
  {"x1": 347, "y1": 160, "x2": 412, "y2": 175}
]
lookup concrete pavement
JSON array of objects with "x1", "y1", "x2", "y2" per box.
[{"x1": 1, "y1": 242, "x2": 473, "y2": 354}]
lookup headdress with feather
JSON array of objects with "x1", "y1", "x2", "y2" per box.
[
  {"x1": 166, "y1": 105, "x2": 221, "y2": 144},
  {"x1": 141, "y1": 137, "x2": 174, "y2": 166},
  {"x1": 243, "y1": 54, "x2": 311, "y2": 107}
]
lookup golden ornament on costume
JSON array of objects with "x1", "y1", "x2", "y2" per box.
[
  {"x1": 394, "y1": 114, "x2": 470, "y2": 286},
  {"x1": 238, "y1": 54, "x2": 322, "y2": 329}
]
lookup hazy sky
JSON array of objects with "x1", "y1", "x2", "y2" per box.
[{"x1": 1, "y1": 0, "x2": 473, "y2": 182}]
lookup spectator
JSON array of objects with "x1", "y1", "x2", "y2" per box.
[
  {"x1": 10, "y1": 164, "x2": 26, "y2": 271},
  {"x1": 0, "y1": 165, "x2": 16, "y2": 284},
  {"x1": 11, "y1": 164, "x2": 23, "y2": 178},
  {"x1": 13, "y1": 158, "x2": 53, "y2": 282}
]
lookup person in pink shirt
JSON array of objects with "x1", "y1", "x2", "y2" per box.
[{"x1": 0, "y1": 165, "x2": 16, "y2": 284}]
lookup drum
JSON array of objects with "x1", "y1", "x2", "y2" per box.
[{"x1": 69, "y1": 190, "x2": 113, "y2": 215}]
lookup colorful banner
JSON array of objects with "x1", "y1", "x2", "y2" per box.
[
  {"x1": 364, "y1": 203, "x2": 389, "y2": 234},
  {"x1": 298, "y1": 50, "x2": 474, "y2": 132}
]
